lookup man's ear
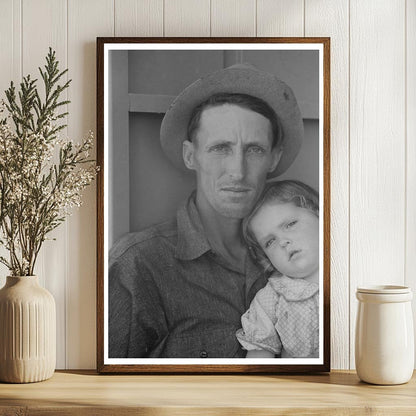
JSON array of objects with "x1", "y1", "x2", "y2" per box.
[
  {"x1": 268, "y1": 146, "x2": 283, "y2": 173},
  {"x1": 183, "y1": 140, "x2": 196, "y2": 171}
]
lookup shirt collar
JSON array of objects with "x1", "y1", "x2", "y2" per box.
[
  {"x1": 175, "y1": 192, "x2": 212, "y2": 260},
  {"x1": 268, "y1": 275, "x2": 319, "y2": 301}
]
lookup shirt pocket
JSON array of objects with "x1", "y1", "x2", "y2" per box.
[{"x1": 163, "y1": 328, "x2": 242, "y2": 358}]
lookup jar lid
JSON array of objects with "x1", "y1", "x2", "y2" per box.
[{"x1": 357, "y1": 285, "x2": 411, "y2": 294}]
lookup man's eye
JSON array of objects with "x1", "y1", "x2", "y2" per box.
[
  {"x1": 264, "y1": 238, "x2": 275, "y2": 248},
  {"x1": 210, "y1": 144, "x2": 230, "y2": 153},
  {"x1": 247, "y1": 146, "x2": 265, "y2": 154}
]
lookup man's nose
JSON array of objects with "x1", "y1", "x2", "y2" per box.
[{"x1": 227, "y1": 150, "x2": 245, "y2": 179}]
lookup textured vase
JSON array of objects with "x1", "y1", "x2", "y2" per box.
[{"x1": 0, "y1": 276, "x2": 56, "y2": 383}]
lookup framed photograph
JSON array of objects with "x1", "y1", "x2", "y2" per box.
[{"x1": 97, "y1": 37, "x2": 330, "y2": 373}]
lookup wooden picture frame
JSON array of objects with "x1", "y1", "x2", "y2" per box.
[{"x1": 97, "y1": 37, "x2": 330, "y2": 373}]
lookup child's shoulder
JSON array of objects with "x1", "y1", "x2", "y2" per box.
[{"x1": 267, "y1": 274, "x2": 319, "y2": 301}]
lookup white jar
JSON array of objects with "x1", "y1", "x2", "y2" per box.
[{"x1": 355, "y1": 285, "x2": 414, "y2": 385}]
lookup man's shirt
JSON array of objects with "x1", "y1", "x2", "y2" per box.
[{"x1": 109, "y1": 193, "x2": 267, "y2": 358}]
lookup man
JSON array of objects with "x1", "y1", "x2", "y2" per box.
[{"x1": 109, "y1": 63, "x2": 304, "y2": 358}]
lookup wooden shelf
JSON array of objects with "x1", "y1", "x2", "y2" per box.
[{"x1": 0, "y1": 370, "x2": 415, "y2": 415}]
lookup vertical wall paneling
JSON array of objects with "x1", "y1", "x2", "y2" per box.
[
  {"x1": 115, "y1": 0, "x2": 163, "y2": 37},
  {"x1": 113, "y1": 0, "x2": 165, "y2": 242},
  {"x1": 108, "y1": 51, "x2": 129, "y2": 247},
  {"x1": 406, "y1": 0, "x2": 416, "y2": 364},
  {"x1": 0, "y1": 0, "x2": 13, "y2": 99},
  {"x1": 164, "y1": 0, "x2": 210, "y2": 37},
  {"x1": 0, "y1": 0, "x2": 414, "y2": 370},
  {"x1": 67, "y1": 0, "x2": 114, "y2": 370},
  {"x1": 11, "y1": 0, "x2": 21, "y2": 83},
  {"x1": 305, "y1": 0, "x2": 350, "y2": 369},
  {"x1": 0, "y1": 0, "x2": 21, "y2": 288},
  {"x1": 0, "y1": 0, "x2": 21, "y2": 98},
  {"x1": 257, "y1": 0, "x2": 303, "y2": 36},
  {"x1": 22, "y1": 0, "x2": 68, "y2": 369},
  {"x1": 211, "y1": 0, "x2": 256, "y2": 37},
  {"x1": 350, "y1": 0, "x2": 406, "y2": 368}
]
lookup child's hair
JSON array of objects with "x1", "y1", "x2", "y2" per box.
[{"x1": 243, "y1": 180, "x2": 319, "y2": 274}]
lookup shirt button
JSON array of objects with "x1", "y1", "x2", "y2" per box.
[{"x1": 200, "y1": 350, "x2": 208, "y2": 358}]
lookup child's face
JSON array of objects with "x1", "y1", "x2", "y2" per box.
[{"x1": 250, "y1": 201, "x2": 319, "y2": 279}]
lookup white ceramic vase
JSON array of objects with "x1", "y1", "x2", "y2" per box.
[
  {"x1": 0, "y1": 276, "x2": 56, "y2": 383},
  {"x1": 355, "y1": 285, "x2": 414, "y2": 385}
]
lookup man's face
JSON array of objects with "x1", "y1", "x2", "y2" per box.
[{"x1": 183, "y1": 104, "x2": 281, "y2": 219}]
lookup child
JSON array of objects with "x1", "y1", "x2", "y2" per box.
[{"x1": 236, "y1": 180, "x2": 319, "y2": 358}]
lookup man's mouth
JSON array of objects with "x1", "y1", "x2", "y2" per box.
[{"x1": 221, "y1": 186, "x2": 251, "y2": 193}]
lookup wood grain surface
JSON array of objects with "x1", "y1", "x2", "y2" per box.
[
  {"x1": 349, "y1": 0, "x2": 406, "y2": 369},
  {"x1": 22, "y1": 0, "x2": 68, "y2": 369},
  {"x1": 165, "y1": 0, "x2": 210, "y2": 37},
  {"x1": 0, "y1": 371, "x2": 415, "y2": 415},
  {"x1": 257, "y1": 0, "x2": 304, "y2": 37},
  {"x1": 115, "y1": 0, "x2": 163, "y2": 37},
  {"x1": 66, "y1": 0, "x2": 113, "y2": 370},
  {"x1": 211, "y1": 0, "x2": 256, "y2": 37},
  {"x1": 406, "y1": 0, "x2": 416, "y2": 367},
  {"x1": 305, "y1": 0, "x2": 350, "y2": 371}
]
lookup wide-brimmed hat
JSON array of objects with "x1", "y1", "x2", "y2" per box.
[{"x1": 160, "y1": 63, "x2": 304, "y2": 177}]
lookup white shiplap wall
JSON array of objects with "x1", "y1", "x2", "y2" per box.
[{"x1": 0, "y1": 0, "x2": 414, "y2": 370}]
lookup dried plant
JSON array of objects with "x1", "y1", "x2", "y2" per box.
[{"x1": 0, "y1": 48, "x2": 97, "y2": 276}]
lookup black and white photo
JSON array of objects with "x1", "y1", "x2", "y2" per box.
[{"x1": 97, "y1": 38, "x2": 330, "y2": 373}]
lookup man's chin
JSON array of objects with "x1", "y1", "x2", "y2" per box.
[{"x1": 214, "y1": 201, "x2": 254, "y2": 219}]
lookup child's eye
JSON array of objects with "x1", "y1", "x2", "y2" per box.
[
  {"x1": 264, "y1": 238, "x2": 275, "y2": 248},
  {"x1": 286, "y1": 220, "x2": 297, "y2": 229}
]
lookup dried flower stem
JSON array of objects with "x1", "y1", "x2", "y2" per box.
[{"x1": 0, "y1": 48, "x2": 97, "y2": 276}]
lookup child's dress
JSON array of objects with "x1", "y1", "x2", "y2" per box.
[{"x1": 236, "y1": 274, "x2": 319, "y2": 358}]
